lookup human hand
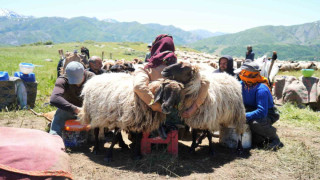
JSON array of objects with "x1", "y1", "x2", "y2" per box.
[
  {"x1": 74, "y1": 107, "x2": 81, "y2": 114},
  {"x1": 150, "y1": 102, "x2": 162, "y2": 113},
  {"x1": 181, "y1": 103, "x2": 198, "y2": 118}
]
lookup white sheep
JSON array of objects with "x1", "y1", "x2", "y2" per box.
[
  {"x1": 162, "y1": 62, "x2": 246, "y2": 155},
  {"x1": 79, "y1": 73, "x2": 183, "y2": 161}
]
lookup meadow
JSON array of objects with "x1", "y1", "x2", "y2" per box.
[{"x1": 0, "y1": 42, "x2": 319, "y2": 179}]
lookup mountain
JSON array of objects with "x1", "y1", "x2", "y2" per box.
[
  {"x1": 190, "y1": 21, "x2": 320, "y2": 60},
  {"x1": 0, "y1": 10, "x2": 209, "y2": 46},
  {"x1": 0, "y1": 8, "x2": 27, "y2": 19},
  {"x1": 190, "y1": 29, "x2": 227, "y2": 39}
]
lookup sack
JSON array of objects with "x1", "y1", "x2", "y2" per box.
[{"x1": 268, "y1": 107, "x2": 280, "y2": 124}]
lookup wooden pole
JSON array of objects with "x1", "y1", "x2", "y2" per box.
[
  {"x1": 268, "y1": 51, "x2": 277, "y2": 79},
  {"x1": 102, "y1": 51, "x2": 104, "y2": 60}
]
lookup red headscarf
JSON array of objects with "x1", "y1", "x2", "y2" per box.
[{"x1": 144, "y1": 34, "x2": 177, "y2": 69}]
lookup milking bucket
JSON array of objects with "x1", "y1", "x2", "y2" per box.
[{"x1": 219, "y1": 124, "x2": 252, "y2": 149}]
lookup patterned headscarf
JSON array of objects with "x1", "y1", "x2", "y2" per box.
[
  {"x1": 239, "y1": 70, "x2": 271, "y2": 90},
  {"x1": 144, "y1": 34, "x2": 177, "y2": 69}
]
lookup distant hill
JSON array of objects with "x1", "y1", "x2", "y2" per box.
[
  {"x1": 0, "y1": 9, "x2": 225, "y2": 46},
  {"x1": 190, "y1": 21, "x2": 320, "y2": 60}
]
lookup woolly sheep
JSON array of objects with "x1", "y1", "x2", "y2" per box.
[
  {"x1": 79, "y1": 73, "x2": 184, "y2": 161},
  {"x1": 162, "y1": 62, "x2": 246, "y2": 155}
]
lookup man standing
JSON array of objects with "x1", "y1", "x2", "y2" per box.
[
  {"x1": 213, "y1": 55, "x2": 235, "y2": 76},
  {"x1": 144, "y1": 43, "x2": 152, "y2": 62},
  {"x1": 87, "y1": 56, "x2": 106, "y2": 75},
  {"x1": 49, "y1": 61, "x2": 94, "y2": 136},
  {"x1": 246, "y1": 45, "x2": 255, "y2": 61}
]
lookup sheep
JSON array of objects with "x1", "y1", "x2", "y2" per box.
[
  {"x1": 79, "y1": 73, "x2": 184, "y2": 161},
  {"x1": 161, "y1": 62, "x2": 246, "y2": 155}
]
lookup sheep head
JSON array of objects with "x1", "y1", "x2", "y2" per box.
[
  {"x1": 161, "y1": 62, "x2": 195, "y2": 84},
  {"x1": 153, "y1": 79, "x2": 184, "y2": 114}
]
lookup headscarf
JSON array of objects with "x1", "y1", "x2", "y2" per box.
[
  {"x1": 239, "y1": 70, "x2": 271, "y2": 91},
  {"x1": 218, "y1": 55, "x2": 234, "y2": 76},
  {"x1": 144, "y1": 34, "x2": 177, "y2": 69}
]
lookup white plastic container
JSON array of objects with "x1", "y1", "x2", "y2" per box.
[
  {"x1": 19, "y1": 63, "x2": 34, "y2": 74},
  {"x1": 219, "y1": 124, "x2": 252, "y2": 149}
]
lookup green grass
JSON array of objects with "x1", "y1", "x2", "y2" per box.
[
  {"x1": 278, "y1": 103, "x2": 320, "y2": 131},
  {"x1": 278, "y1": 70, "x2": 320, "y2": 78},
  {"x1": 0, "y1": 42, "x2": 195, "y2": 112}
]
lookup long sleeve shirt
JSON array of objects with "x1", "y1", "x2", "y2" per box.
[
  {"x1": 241, "y1": 81, "x2": 274, "y2": 121},
  {"x1": 50, "y1": 71, "x2": 94, "y2": 112}
]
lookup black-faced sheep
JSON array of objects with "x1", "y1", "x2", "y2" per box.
[
  {"x1": 162, "y1": 62, "x2": 246, "y2": 155},
  {"x1": 79, "y1": 73, "x2": 184, "y2": 161}
]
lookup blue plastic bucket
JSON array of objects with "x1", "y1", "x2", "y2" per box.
[
  {"x1": 0, "y1": 71, "x2": 9, "y2": 81},
  {"x1": 14, "y1": 72, "x2": 36, "y2": 82}
]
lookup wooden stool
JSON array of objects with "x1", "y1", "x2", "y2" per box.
[{"x1": 141, "y1": 130, "x2": 178, "y2": 155}]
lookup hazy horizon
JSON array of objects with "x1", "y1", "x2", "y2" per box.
[{"x1": 1, "y1": 0, "x2": 319, "y2": 33}]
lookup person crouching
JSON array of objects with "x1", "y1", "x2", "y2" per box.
[{"x1": 238, "y1": 60, "x2": 283, "y2": 150}]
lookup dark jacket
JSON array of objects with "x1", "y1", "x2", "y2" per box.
[
  {"x1": 57, "y1": 58, "x2": 64, "y2": 77},
  {"x1": 246, "y1": 51, "x2": 255, "y2": 61},
  {"x1": 86, "y1": 68, "x2": 106, "y2": 75},
  {"x1": 213, "y1": 55, "x2": 235, "y2": 76},
  {"x1": 50, "y1": 71, "x2": 95, "y2": 112},
  {"x1": 145, "y1": 52, "x2": 151, "y2": 62}
]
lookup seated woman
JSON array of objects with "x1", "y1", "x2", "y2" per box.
[
  {"x1": 238, "y1": 60, "x2": 283, "y2": 150},
  {"x1": 134, "y1": 34, "x2": 209, "y2": 137}
]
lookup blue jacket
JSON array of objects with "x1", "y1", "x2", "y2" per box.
[{"x1": 241, "y1": 81, "x2": 274, "y2": 122}]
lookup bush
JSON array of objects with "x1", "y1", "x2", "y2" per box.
[
  {"x1": 44, "y1": 41, "x2": 54, "y2": 45},
  {"x1": 33, "y1": 41, "x2": 43, "y2": 46}
]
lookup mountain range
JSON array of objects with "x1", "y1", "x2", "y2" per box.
[
  {"x1": 0, "y1": 9, "x2": 319, "y2": 60},
  {"x1": 0, "y1": 9, "x2": 223, "y2": 46}
]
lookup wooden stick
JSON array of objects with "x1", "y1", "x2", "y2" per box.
[
  {"x1": 29, "y1": 109, "x2": 52, "y2": 122},
  {"x1": 102, "y1": 51, "x2": 104, "y2": 60}
]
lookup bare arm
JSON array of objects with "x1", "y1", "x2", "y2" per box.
[{"x1": 182, "y1": 79, "x2": 210, "y2": 118}]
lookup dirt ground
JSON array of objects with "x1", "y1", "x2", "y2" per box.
[{"x1": 1, "y1": 111, "x2": 320, "y2": 180}]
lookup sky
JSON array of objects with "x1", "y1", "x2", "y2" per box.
[{"x1": 1, "y1": 0, "x2": 319, "y2": 33}]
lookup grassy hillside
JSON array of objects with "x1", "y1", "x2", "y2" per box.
[
  {"x1": 221, "y1": 44, "x2": 320, "y2": 61},
  {"x1": 0, "y1": 42, "x2": 195, "y2": 111},
  {"x1": 190, "y1": 21, "x2": 320, "y2": 60}
]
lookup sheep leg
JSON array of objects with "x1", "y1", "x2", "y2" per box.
[
  {"x1": 196, "y1": 131, "x2": 207, "y2": 146},
  {"x1": 93, "y1": 127, "x2": 101, "y2": 155},
  {"x1": 117, "y1": 131, "x2": 129, "y2": 150},
  {"x1": 131, "y1": 132, "x2": 142, "y2": 160},
  {"x1": 104, "y1": 129, "x2": 121, "y2": 162},
  {"x1": 189, "y1": 129, "x2": 198, "y2": 154},
  {"x1": 207, "y1": 131, "x2": 215, "y2": 156},
  {"x1": 236, "y1": 134, "x2": 244, "y2": 156}
]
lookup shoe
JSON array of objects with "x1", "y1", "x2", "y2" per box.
[{"x1": 266, "y1": 138, "x2": 284, "y2": 151}]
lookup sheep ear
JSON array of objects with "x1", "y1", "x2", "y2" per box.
[
  {"x1": 154, "y1": 83, "x2": 165, "y2": 104},
  {"x1": 181, "y1": 62, "x2": 190, "y2": 68}
]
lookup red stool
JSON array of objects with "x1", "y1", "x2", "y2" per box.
[{"x1": 141, "y1": 130, "x2": 178, "y2": 155}]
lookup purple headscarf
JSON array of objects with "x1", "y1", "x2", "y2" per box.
[{"x1": 144, "y1": 34, "x2": 177, "y2": 69}]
